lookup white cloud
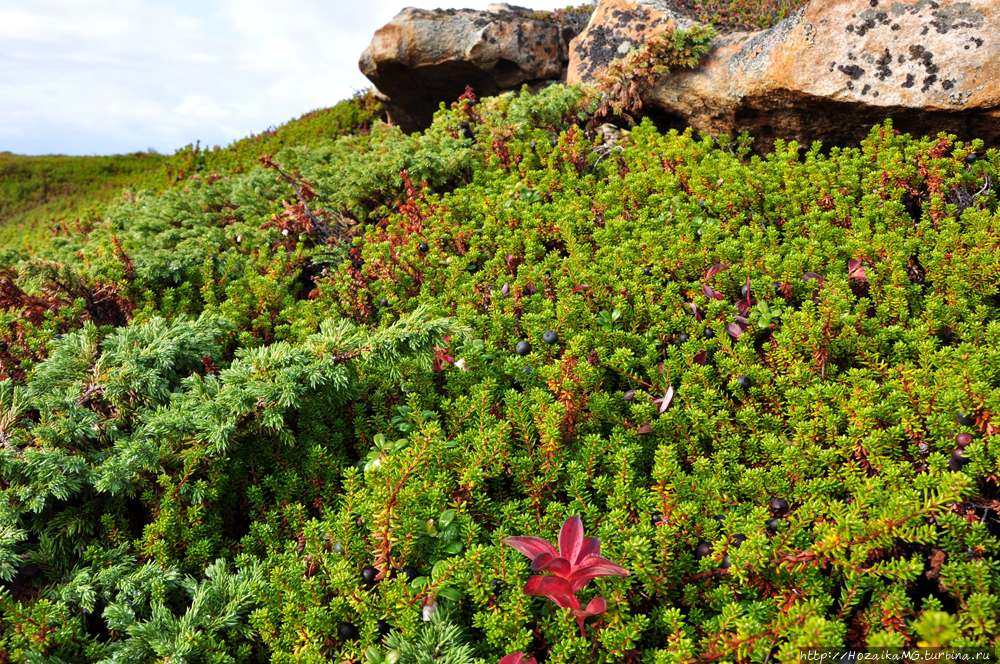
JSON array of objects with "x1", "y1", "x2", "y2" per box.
[{"x1": 0, "y1": 0, "x2": 589, "y2": 155}]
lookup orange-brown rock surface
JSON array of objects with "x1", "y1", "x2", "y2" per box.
[
  {"x1": 360, "y1": 5, "x2": 588, "y2": 133},
  {"x1": 569, "y1": 0, "x2": 1000, "y2": 149}
]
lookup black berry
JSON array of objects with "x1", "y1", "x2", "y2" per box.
[
  {"x1": 677, "y1": 333, "x2": 690, "y2": 344},
  {"x1": 651, "y1": 511, "x2": 663, "y2": 527},
  {"x1": 489, "y1": 578, "x2": 501, "y2": 593},
  {"x1": 523, "y1": 366, "x2": 533, "y2": 374},
  {"x1": 736, "y1": 375, "x2": 752, "y2": 389},
  {"x1": 332, "y1": 541, "x2": 345, "y2": 555},
  {"x1": 339, "y1": 622, "x2": 359, "y2": 640},
  {"x1": 766, "y1": 518, "x2": 782, "y2": 535},
  {"x1": 720, "y1": 555, "x2": 731, "y2": 569},
  {"x1": 965, "y1": 153, "x2": 978, "y2": 164},
  {"x1": 644, "y1": 266, "x2": 652, "y2": 276},
  {"x1": 377, "y1": 619, "x2": 392, "y2": 637},
  {"x1": 731, "y1": 534, "x2": 747, "y2": 549},
  {"x1": 955, "y1": 411, "x2": 975, "y2": 427},
  {"x1": 770, "y1": 498, "x2": 789, "y2": 516},
  {"x1": 542, "y1": 330, "x2": 559, "y2": 345},
  {"x1": 459, "y1": 122, "x2": 474, "y2": 139},
  {"x1": 951, "y1": 448, "x2": 969, "y2": 466},
  {"x1": 740, "y1": 283, "x2": 751, "y2": 299},
  {"x1": 379, "y1": 297, "x2": 390, "y2": 308},
  {"x1": 418, "y1": 241, "x2": 429, "y2": 252},
  {"x1": 511, "y1": 378, "x2": 523, "y2": 392},
  {"x1": 529, "y1": 140, "x2": 537, "y2": 151},
  {"x1": 516, "y1": 340, "x2": 531, "y2": 356},
  {"x1": 361, "y1": 565, "x2": 379, "y2": 587},
  {"x1": 956, "y1": 432, "x2": 973, "y2": 448},
  {"x1": 695, "y1": 541, "x2": 712, "y2": 559},
  {"x1": 54, "y1": 334, "x2": 63, "y2": 340},
  {"x1": 704, "y1": 328, "x2": 715, "y2": 339}
]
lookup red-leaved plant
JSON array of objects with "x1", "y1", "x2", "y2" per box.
[
  {"x1": 503, "y1": 515, "x2": 629, "y2": 636},
  {"x1": 499, "y1": 654, "x2": 537, "y2": 664}
]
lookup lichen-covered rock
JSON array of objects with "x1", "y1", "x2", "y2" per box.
[
  {"x1": 360, "y1": 5, "x2": 588, "y2": 133},
  {"x1": 567, "y1": 0, "x2": 702, "y2": 85},
  {"x1": 569, "y1": 0, "x2": 1000, "y2": 149}
]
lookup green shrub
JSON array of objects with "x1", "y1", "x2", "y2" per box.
[{"x1": 0, "y1": 82, "x2": 998, "y2": 663}]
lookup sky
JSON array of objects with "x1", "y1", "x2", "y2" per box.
[{"x1": 0, "y1": 0, "x2": 584, "y2": 156}]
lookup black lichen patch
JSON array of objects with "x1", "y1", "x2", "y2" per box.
[
  {"x1": 907, "y1": 44, "x2": 939, "y2": 76},
  {"x1": 573, "y1": 23, "x2": 636, "y2": 82},
  {"x1": 902, "y1": 73, "x2": 916, "y2": 88},
  {"x1": 838, "y1": 64, "x2": 866, "y2": 80},
  {"x1": 874, "y1": 49, "x2": 892, "y2": 81},
  {"x1": 921, "y1": 74, "x2": 938, "y2": 92},
  {"x1": 941, "y1": 79, "x2": 955, "y2": 91}
]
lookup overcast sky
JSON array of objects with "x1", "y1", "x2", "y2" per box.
[{"x1": 0, "y1": 0, "x2": 582, "y2": 156}]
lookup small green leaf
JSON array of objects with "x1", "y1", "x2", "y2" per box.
[
  {"x1": 437, "y1": 587, "x2": 462, "y2": 602},
  {"x1": 438, "y1": 510, "x2": 457, "y2": 528},
  {"x1": 431, "y1": 559, "x2": 450, "y2": 579}
]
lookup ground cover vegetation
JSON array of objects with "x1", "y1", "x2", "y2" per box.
[
  {"x1": 1, "y1": 25, "x2": 999, "y2": 664},
  {"x1": 0, "y1": 93, "x2": 382, "y2": 251}
]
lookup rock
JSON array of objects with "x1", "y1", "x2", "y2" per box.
[
  {"x1": 360, "y1": 6, "x2": 589, "y2": 133},
  {"x1": 569, "y1": 0, "x2": 1000, "y2": 150}
]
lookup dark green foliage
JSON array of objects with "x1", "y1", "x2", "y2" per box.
[{"x1": 0, "y1": 80, "x2": 999, "y2": 663}]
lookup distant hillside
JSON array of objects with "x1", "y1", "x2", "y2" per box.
[{"x1": 0, "y1": 91, "x2": 382, "y2": 250}]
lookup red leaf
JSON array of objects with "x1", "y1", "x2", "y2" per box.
[
  {"x1": 705, "y1": 263, "x2": 730, "y2": 279},
  {"x1": 571, "y1": 284, "x2": 590, "y2": 294},
  {"x1": 585, "y1": 596, "x2": 608, "y2": 615},
  {"x1": 574, "y1": 554, "x2": 630, "y2": 576},
  {"x1": 523, "y1": 575, "x2": 573, "y2": 598},
  {"x1": 500, "y1": 654, "x2": 537, "y2": 664},
  {"x1": 702, "y1": 284, "x2": 724, "y2": 301},
  {"x1": 536, "y1": 556, "x2": 572, "y2": 576},
  {"x1": 686, "y1": 302, "x2": 703, "y2": 322},
  {"x1": 636, "y1": 423, "x2": 653, "y2": 434},
  {"x1": 559, "y1": 516, "x2": 584, "y2": 564},
  {"x1": 803, "y1": 272, "x2": 825, "y2": 287},
  {"x1": 737, "y1": 277, "x2": 752, "y2": 314},
  {"x1": 654, "y1": 385, "x2": 674, "y2": 414},
  {"x1": 693, "y1": 351, "x2": 708, "y2": 365},
  {"x1": 578, "y1": 537, "x2": 601, "y2": 560},
  {"x1": 503, "y1": 536, "x2": 557, "y2": 561},
  {"x1": 726, "y1": 322, "x2": 744, "y2": 339},
  {"x1": 530, "y1": 552, "x2": 555, "y2": 572},
  {"x1": 546, "y1": 592, "x2": 579, "y2": 610},
  {"x1": 848, "y1": 259, "x2": 867, "y2": 282}
]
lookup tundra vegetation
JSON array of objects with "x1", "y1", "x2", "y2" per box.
[{"x1": 0, "y1": 14, "x2": 998, "y2": 664}]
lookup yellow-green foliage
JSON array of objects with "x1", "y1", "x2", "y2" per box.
[{"x1": 0, "y1": 83, "x2": 998, "y2": 664}]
